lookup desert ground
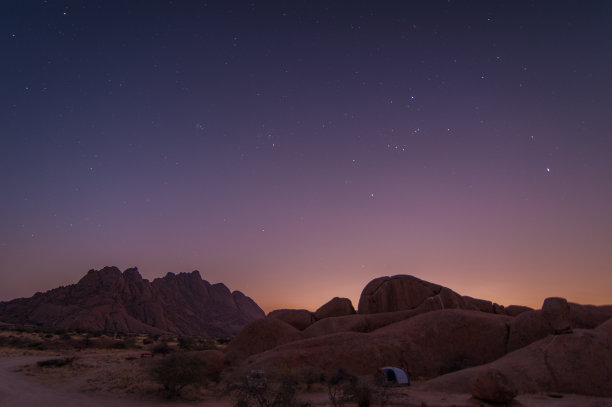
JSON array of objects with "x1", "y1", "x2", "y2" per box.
[{"x1": 1, "y1": 344, "x2": 611, "y2": 407}]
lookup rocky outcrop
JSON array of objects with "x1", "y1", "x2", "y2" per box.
[
  {"x1": 225, "y1": 317, "x2": 303, "y2": 362},
  {"x1": 507, "y1": 298, "x2": 612, "y2": 352},
  {"x1": 504, "y1": 305, "x2": 533, "y2": 316},
  {"x1": 303, "y1": 314, "x2": 370, "y2": 338},
  {"x1": 358, "y1": 275, "x2": 443, "y2": 313},
  {"x1": 267, "y1": 309, "x2": 315, "y2": 330},
  {"x1": 422, "y1": 323, "x2": 612, "y2": 397},
  {"x1": 569, "y1": 303, "x2": 612, "y2": 329},
  {"x1": 244, "y1": 309, "x2": 512, "y2": 377},
  {"x1": 470, "y1": 367, "x2": 517, "y2": 403},
  {"x1": 357, "y1": 275, "x2": 514, "y2": 316},
  {"x1": 542, "y1": 297, "x2": 572, "y2": 334},
  {"x1": 0, "y1": 266, "x2": 265, "y2": 336},
  {"x1": 225, "y1": 274, "x2": 611, "y2": 400},
  {"x1": 314, "y1": 297, "x2": 355, "y2": 320}
]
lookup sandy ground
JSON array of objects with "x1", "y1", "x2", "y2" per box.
[
  {"x1": 0, "y1": 353, "x2": 231, "y2": 407},
  {"x1": 1, "y1": 353, "x2": 611, "y2": 407}
]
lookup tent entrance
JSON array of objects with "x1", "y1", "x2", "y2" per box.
[{"x1": 385, "y1": 369, "x2": 396, "y2": 382}]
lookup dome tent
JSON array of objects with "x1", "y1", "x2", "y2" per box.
[{"x1": 380, "y1": 366, "x2": 409, "y2": 385}]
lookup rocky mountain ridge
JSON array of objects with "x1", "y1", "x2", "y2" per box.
[{"x1": 0, "y1": 266, "x2": 264, "y2": 336}]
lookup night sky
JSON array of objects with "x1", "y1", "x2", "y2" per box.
[{"x1": 2, "y1": 1, "x2": 611, "y2": 312}]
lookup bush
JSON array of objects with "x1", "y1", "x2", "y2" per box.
[
  {"x1": 4, "y1": 335, "x2": 41, "y2": 349},
  {"x1": 150, "y1": 352, "x2": 209, "y2": 398},
  {"x1": 123, "y1": 335, "x2": 138, "y2": 348},
  {"x1": 152, "y1": 341, "x2": 172, "y2": 356},
  {"x1": 373, "y1": 372, "x2": 390, "y2": 407},
  {"x1": 230, "y1": 371, "x2": 298, "y2": 407},
  {"x1": 327, "y1": 368, "x2": 358, "y2": 407},
  {"x1": 178, "y1": 336, "x2": 195, "y2": 350},
  {"x1": 296, "y1": 366, "x2": 326, "y2": 391},
  {"x1": 348, "y1": 384, "x2": 371, "y2": 407},
  {"x1": 37, "y1": 357, "x2": 76, "y2": 368},
  {"x1": 177, "y1": 335, "x2": 216, "y2": 351}
]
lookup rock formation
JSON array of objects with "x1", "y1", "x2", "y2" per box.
[
  {"x1": 469, "y1": 367, "x2": 517, "y2": 403},
  {"x1": 225, "y1": 317, "x2": 303, "y2": 362},
  {"x1": 0, "y1": 266, "x2": 265, "y2": 336},
  {"x1": 542, "y1": 297, "x2": 572, "y2": 334},
  {"x1": 314, "y1": 297, "x2": 355, "y2": 320},
  {"x1": 243, "y1": 309, "x2": 512, "y2": 377},
  {"x1": 422, "y1": 320, "x2": 612, "y2": 397},
  {"x1": 267, "y1": 309, "x2": 315, "y2": 330},
  {"x1": 357, "y1": 274, "x2": 516, "y2": 316},
  {"x1": 226, "y1": 274, "x2": 612, "y2": 399},
  {"x1": 507, "y1": 299, "x2": 612, "y2": 352}
]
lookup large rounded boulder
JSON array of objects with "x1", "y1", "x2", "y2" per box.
[
  {"x1": 358, "y1": 275, "x2": 442, "y2": 314},
  {"x1": 542, "y1": 297, "x2": 572, "y2": 334},
  {"x1": 314, "y1": 297, "x2": 355, "y2": 320},
  {"x1": 224, "y1": 317, "x2": 303, "y2": 362},
  {"x1": 470, "y1": 367, "x2": 517, "y2": 404}
]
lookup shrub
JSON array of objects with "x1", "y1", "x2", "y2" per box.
[
  {"x1": 327, "y1": 368, "x2": 358, "y2": 407},
  {"x1": 5, "y1": 335, "x2": 41, "y2": 349},
  {"x1": 195, "y1": 337, "x2": 216, "y2": 350},
  {"x1": 349, "y1": 384, "x2": 371, "y2": 407},
  {"x1": 296, "y1": 366, "x2": 326, "y2": 391},
  {"x1": 373, "y1": 372, "x2": 390, "y2": 407},
  {"x1": 152, "y1": 341, "x2": 172, "y2": 356},
  {"x1": 123, "y1": 335, "x2": 138, "y2": 348},
  {"x1": 37, "y1": 357, "x2": 76, "y2": 368},
  {"x1": 150, "y1": 352, "x2": 209, "y2": 398},
  {"x1": 230, "y1": 371, "x2": 298, "y2": 407},
  {"x1": 177, "y1": 336, "x2": 195, "y2": 350}
]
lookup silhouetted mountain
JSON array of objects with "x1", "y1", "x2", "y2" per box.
[{"x1": 0, "y1": 266, "x2": 264, "y2": 336}]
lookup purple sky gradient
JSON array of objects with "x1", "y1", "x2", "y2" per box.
[{"x1": 1, "y1": 1, "x2": 611, "y2": 312}]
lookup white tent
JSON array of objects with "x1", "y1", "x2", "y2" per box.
[{"x1": 380, "y1": 366, "x2": 409, "y2": 385}]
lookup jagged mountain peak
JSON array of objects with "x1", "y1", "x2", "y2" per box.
[{"x1": 0, "y1": 266, "x2": 264, "y2": 336}]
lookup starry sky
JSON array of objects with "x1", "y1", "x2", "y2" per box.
[{"x1": 2, "y1": 1, "x2": 612, "y2": 313}]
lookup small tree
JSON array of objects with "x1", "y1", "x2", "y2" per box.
[
  {"x1": 327, "y1": 368, "x2": 357, "y2": 407},
  {"x1": 374, "y1": 371, "x2": 390, "y2": 407},
  {"x1": 230, "y1": 371, "x2": 298, "y2": 407},
  {"x1": 150, "y1": 352, "x2": 208, "y2": 398}
]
